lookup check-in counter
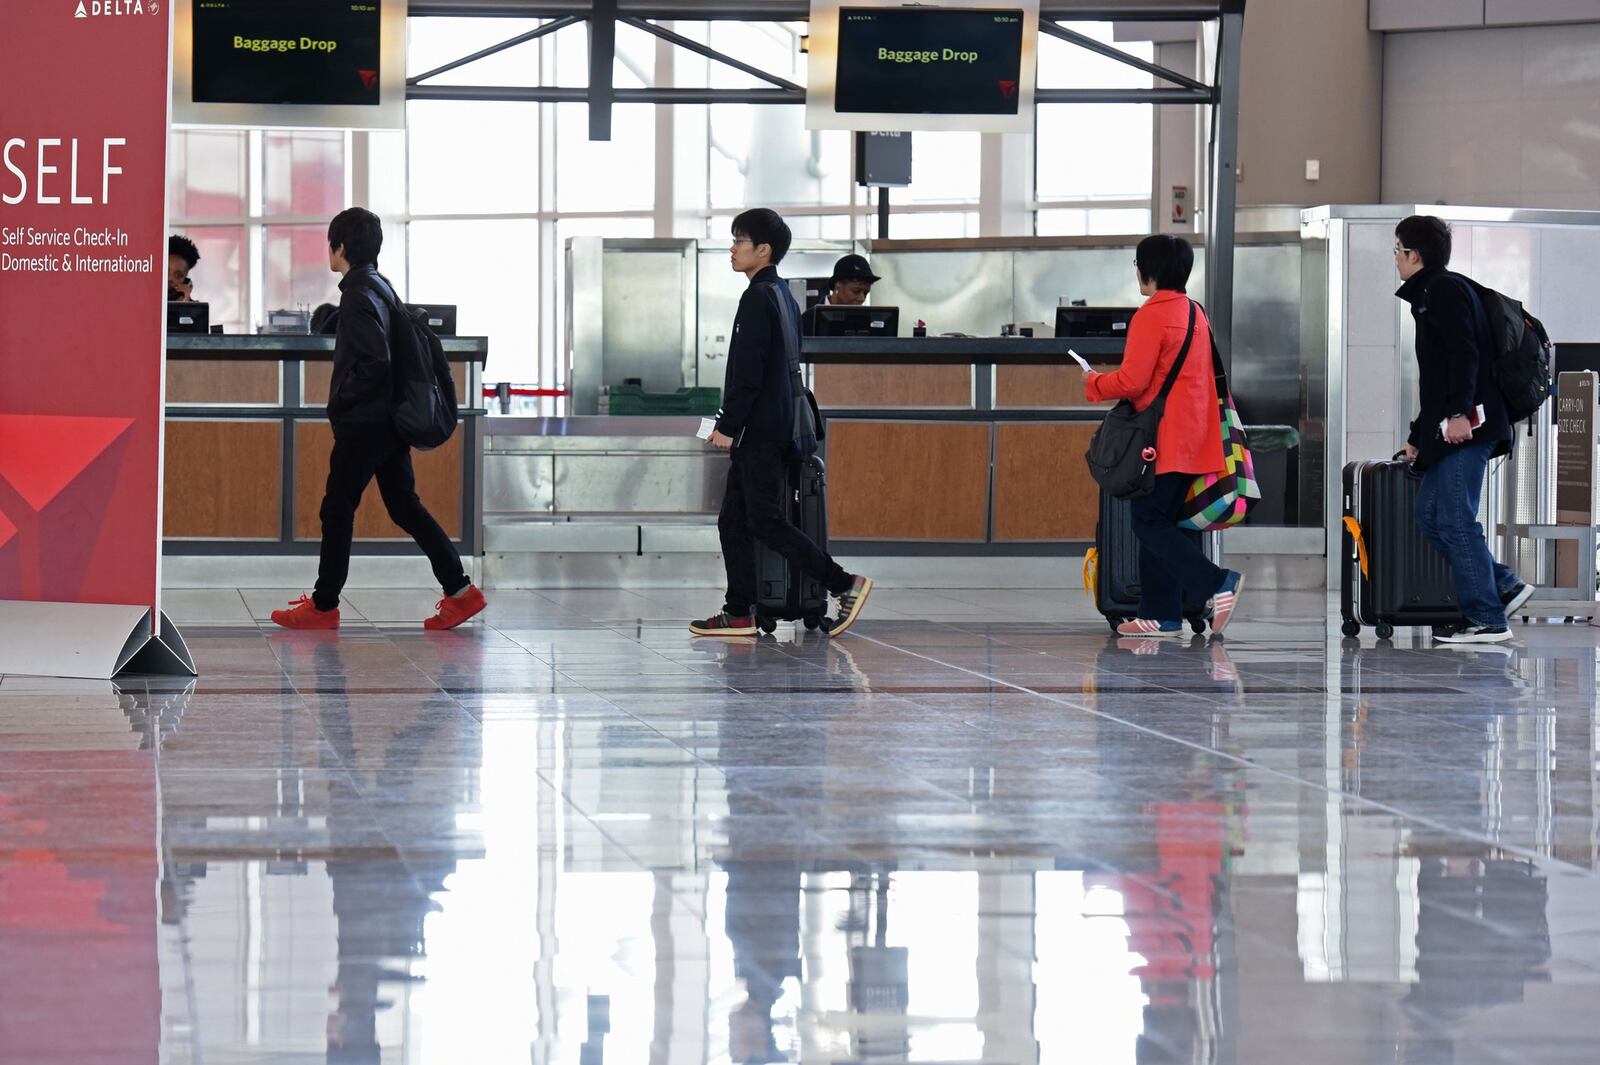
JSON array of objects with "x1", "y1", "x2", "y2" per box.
[
  {"x1": 807, "y1": 337, "x2": 1118, "y2": 544},
  {"x1": 481, "y1": 341, "x2": 1118, "y2": 554},
  {"x1": 163, "y1": 335, "x2": 487, "y2": 556}
]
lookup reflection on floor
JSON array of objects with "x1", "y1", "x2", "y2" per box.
[{"x1": 2, "y1": 586, "x2": 1598, "y2": 1063}]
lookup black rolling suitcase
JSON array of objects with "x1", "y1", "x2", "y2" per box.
[
  {"x1": 1092, "y1": 486, "x2": 1218, "y2": 635},
  {"x1": 754, "y1": 455, "x2": 832, "y2": 634},
  {"x1": 1339, "y1": 459, "x2": 1459, "y2": 640}
]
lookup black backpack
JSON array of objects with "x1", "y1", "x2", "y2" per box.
[
  {"x1": 372, "y1": 279, "x2": 458, "y2": 450},
  {"x1": 1464, "y1": 279, "x2": 1553, "y2": 428}
]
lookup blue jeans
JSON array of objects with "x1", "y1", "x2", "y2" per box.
[
  {"x1": 1414, "y1": 442, "x2": 1520, "y2": 627},
  {"x1": 1129, "y1": 473, "x2": 1228, "y2": 624}
]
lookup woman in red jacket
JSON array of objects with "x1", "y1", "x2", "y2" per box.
[{"x1": 1084, "y1": 235, "x2": 1245, "y2": 637}]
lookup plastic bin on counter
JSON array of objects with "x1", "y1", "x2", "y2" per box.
[{"x1": 598, "y1": 384, "x2": 721, "y2": 416}]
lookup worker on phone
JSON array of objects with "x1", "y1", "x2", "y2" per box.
[{"x1": 168, "y1": 235, "x2": 199, "y2": 303}]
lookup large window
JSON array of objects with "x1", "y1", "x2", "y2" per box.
[
  {"x1": 1035, "y1": 24, "x2": 1155, "y2": 235},
  {"x1": 169, "y1": 18, "x2": 1161, "y2": 390},
  {"x1": 168, "y1": 129, "x2": 349, "y2": 336}
]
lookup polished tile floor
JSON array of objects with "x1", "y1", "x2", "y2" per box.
[{"x1": 3, "y1": 586, "x2": 1599, "y2": 1064}]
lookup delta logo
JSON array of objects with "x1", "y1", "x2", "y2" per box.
[{"x1": 74, "y1": 0, "x2": 158, "y2": 17}]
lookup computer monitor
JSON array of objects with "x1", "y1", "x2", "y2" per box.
[
  {"x1": 1055, "y1": 306, "x2": 1136, "y2": 339},
  {"x1": 407, "y1": 303, "x2": 457, "y2": 336},
  {"x1": 168, "y1": 302, "x2": 210, "y2": 334},
  {"x1": 809, "y1": 304, "x2": 899, "y2": 338}
]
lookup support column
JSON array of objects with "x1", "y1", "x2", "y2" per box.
[
  {"x1": 979, "y1": 131, "x2": 1034, "y2": 237},
  {"x1": 1152, "y1": 40, "x2": 1200, "y2": 235},
  {"x1": 1204, "y1": 4, "x2": 1244, "y2": 367},
  {"x1": 654, "y1": 25, "x2": 676, "y2": 237},
  {"x1": 588, "y1": 0, "x2": 617, "y2": 140}
]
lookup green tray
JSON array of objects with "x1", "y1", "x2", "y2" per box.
[{"x1": 599, "y1": 385, "x2": 721, "y2": 416}]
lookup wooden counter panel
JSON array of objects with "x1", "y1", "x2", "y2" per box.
[
  {"x1": 995, "y1": 364, "x2": 1115, "y2": 409},
  {"x1": 303, "y1": 362, "x2": 333, "y2": 406},
  {"x1": 163, "y1": 421, "x2": 283, "y2": 539},
  {"x1": 993, "y1": 423, "x2": 1099, "y2": 541},
  {"x1": 303, "y1": 361, "x2": 471, "y2": 406},
  {"x1": 293, "y1": 422, "x2": 462, "y2": 540},
  {"x1": 813, "y1": 364, "x2": 970, "y2": 408},
  {"x1": 167, "y1": 360, "x2": 279, "y2": 405},
  {"x1": 827, "y1": 421, "x2": 990, "y2": 540}
]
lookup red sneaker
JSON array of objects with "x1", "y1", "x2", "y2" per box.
[
  {"x1": 426, "y1": 585, "x2": 487, "y2": 630},
  {"x1": 271, "y1": 595, "x2": 340, "y2": 630}
]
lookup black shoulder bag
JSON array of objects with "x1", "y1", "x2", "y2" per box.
[
  {"x1": 1084, "y1": 300, "x2": 1196, "y2": 499},
  {"x1": 765, "y1": 280, "x2": 824, "y2": 459}
]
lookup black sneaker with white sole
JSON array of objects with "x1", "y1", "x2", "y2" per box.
[
  {"x1": 1501, "y1": 582, "x2": 1534, "y2": 619},
  {"x1": 1432, "y1": 622, "x2": 1512, "y2": 645}
]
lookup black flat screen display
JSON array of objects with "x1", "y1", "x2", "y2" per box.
[
  {"x1": 192, "y1": 1, "x2": 381, "y2": 106},
  {"x1": 835, "y1": 6, "x2": 1024, "y2": 115}
]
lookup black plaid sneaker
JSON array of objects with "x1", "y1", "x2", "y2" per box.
[{"x1": 828, "y1": 576, "x2": 873, "y2": 637}]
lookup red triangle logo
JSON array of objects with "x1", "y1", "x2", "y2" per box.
[
  {"x1": 999, "y1": 80, "x2": 1018, "y2": 98},
  {"x1": 0, "y1": 414, "x2": 135, "y2": 512}
]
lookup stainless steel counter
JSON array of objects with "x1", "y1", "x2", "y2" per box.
[
  {"x1": 485, "y1": 416, "x2": 724, "y2": 517},
  {"x1": 168, "y1": 334, "x2": 488, "y2": 362}
]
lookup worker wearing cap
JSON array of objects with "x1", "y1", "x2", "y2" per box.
[{"x1": 824, "y1": 254, "x2": 880, "y2": 306}]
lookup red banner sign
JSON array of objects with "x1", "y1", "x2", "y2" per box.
[{"x1": 0, "y1": 0, "x2": 172, "y2": 617}]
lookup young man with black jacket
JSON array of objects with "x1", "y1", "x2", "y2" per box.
[
  {"x1": 691, "y1": 208, "x2": 872, "y2": 638},
  {"x1": 1394, "y1": 215, "x2": 1531, "y2": 644},
  {"x1": 273, "y1": 208, "x2": 486, "y2": 631}
]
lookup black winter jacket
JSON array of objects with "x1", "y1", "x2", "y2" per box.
[
  {"x1": 715, "y1": 267, "x2": 800, "y2": 445},
  {"x1": 328, "y1": 265, "x2": 397, "y2": 433},
  {"x1": 1397, "y1": 266, "x2": 1512, "y2": 470}
]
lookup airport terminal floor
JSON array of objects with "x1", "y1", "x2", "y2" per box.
[{"x1": 4, "y1": 586, "x2": 1598, "y2": 1063}]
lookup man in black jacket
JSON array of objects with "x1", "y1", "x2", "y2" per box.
[
  {"x1": 273, "y1": 208, "x2": 486, "y2": 631},
  {"x1": 691, "y1": 208, "x2": 872, "y2": 638},
  {"x1": 1394, "y1": 215, "x2": 1529, "y2": 644}
]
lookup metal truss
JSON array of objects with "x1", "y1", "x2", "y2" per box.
[
  {"x1": 403, "y1": 0, "x2": 1246, "y2": 352},
  {"x1": 406, "y1": 2, "x2": 1236, "y2": 111}
]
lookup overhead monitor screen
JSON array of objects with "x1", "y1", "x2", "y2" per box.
[
  {"x1": 192, "y1": 1, "x2": 382, "y2": 106},
  {"x1": 834, "y1": 6, "x2": 1025, "y2": 115}
]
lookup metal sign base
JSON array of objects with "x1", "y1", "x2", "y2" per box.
[{"x1": 0, "y1": 601, "x2": 197, "y2": 680}]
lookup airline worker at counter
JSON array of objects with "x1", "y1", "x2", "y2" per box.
[
  {"x1": 824, "y1": 253, "x2": 880, "y2": 306},
  {"x1": 167, "y1": 235, "x2": 200, "y2": 302}
]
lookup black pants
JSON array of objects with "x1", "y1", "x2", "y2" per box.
[
  {"x1": 313, "y1": 426, "x2": 468, "y2": 611},
  {"x1": 718, "y1": 440, "x2": 851, "y2": 616},
  {"x1": 1129, "y1": 471, "x2": 1227, "y2": 624}
]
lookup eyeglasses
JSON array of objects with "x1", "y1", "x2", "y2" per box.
[
  {"x1": 731, "y1": 237, "x2": 754, "y2": 247},
  {"x1": 1394, "y1": 244, "x2": 1412, "y2": 256}
]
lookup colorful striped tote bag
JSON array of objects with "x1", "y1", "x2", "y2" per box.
[{"x1": 1178, "y1": 338, "x2": 1259, "y2": 531}]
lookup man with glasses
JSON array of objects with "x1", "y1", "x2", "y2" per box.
[
  {"x1": 1393, "y1": 214, "x2": 1530, "y2": 644},
  {"x1": 690, "y1": 208, "x2": 873, "y2": 639}
]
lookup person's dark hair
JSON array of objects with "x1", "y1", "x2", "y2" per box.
[
  {"x1": 327, "y1": 207, "x2": 383, "y2": 267},
  {"x1": 168, "y1": 235, "x2": 200, "y2": 269},
  {"x1": 1134, "y1": 234, "x2": 1193, "y2": 292},
  {"x1": 310, "y1": 303, "x2": 339, "y2": 334},
  {"x1": 1395, "y1": 215, "x2": 1452, "y2": 269},
  {"x1": 731, "y1": 208, "x2": 792, "y2": 266}
]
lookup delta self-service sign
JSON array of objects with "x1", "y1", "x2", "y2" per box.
[{"x1": 0, "y1": 0, "x2": 170, "y2": 615}]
